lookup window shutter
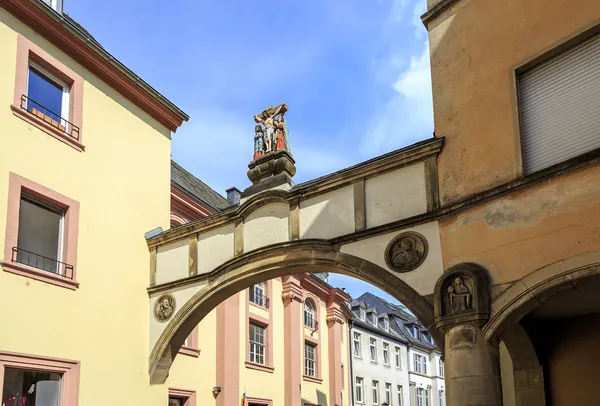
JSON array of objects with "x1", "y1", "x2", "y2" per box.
[{"x1": 519, "y1": 34, "x2": 600, "y2": 174}]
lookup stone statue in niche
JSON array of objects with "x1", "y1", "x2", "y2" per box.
[
  {"x1": 253, "y1": 103, "x2": 291, "y2": 158},
  {"x1": 385, "y1": 232, "x2": 428, "y2": 272},
  {"x1": 446, "y1": 277, "x2": 472, "y2": 314},
  {"x1": 154, "y1": 294, "x2": 176, "y2": 322}
]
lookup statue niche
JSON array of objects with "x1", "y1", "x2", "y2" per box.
[{"x1": 433, "y1": 263, "x2": 490, "y2": 331}]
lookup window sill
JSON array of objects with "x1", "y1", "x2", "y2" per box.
[
  {"x1": 303, "y1": 375, "x2": 323, "y2": 384},
  {"x1": 11, "y1": 104, "x2": 85, "y2": 152},
  {"x1": 179, "y1": 346, "x2": 201, "y2": 357},
  {"x1": 1, "y1": 260, "x2": 79, "y2": 290},
  {"x1": 249, "y1": 300, "x2": 269, "y2": 311},
  {"x1": 245, "y1": 361, "x2": 274, "y2": 373}
]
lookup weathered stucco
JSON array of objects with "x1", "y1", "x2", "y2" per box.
[
  {"x1": 428, "y1": 0, "x2": 600, "y2": 204},
  {"x1": 299, "y1": 185, "x2": 354, "y2": 239},
  {"x1": 197, "y1": 223, "x2": 235, "y2": 275},
  {"x1": 440, "y1": 164, "x2": 600, "y2": 284}
]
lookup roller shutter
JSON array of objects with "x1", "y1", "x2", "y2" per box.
[{"x1": 519, "y1": 33, "x2": 600, "y2": 174}]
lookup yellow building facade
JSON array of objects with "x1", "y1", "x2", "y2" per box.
[{"x1": 0, "y1": 1, "x2": 187, "y2": 405}]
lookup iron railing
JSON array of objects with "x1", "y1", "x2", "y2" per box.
[
  {"x1": 20, "y1": 95, "x2": 80, "y2": 141},
  {"x1": 12, "y1": 247, "x2": 74, "y2": 280},
  {"x1": 249, "y1": 289, "x2": 270, "y2": 308}
]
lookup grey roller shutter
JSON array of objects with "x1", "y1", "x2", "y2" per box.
[{"x1": 519, "y1": 33, "x2": 600, "y2": 174}]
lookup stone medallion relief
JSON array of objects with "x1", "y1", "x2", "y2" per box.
[
  {"x1": 154, "y1": 294, "x2": 176, "y2": 322},
  {"x1": 385, "y1": 231, "x2": 428, "y2": 272}
]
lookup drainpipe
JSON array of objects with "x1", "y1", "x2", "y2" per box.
[{"x1": 348, "y1": 320, "x2": 355, "y2": 406}]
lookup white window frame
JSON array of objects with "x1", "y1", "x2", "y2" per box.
[
  {"x1": 416, "y1": 388, "x2": 424, "y2": 406},
  {"x1": 372, "y1": 380, "x2": 379, "y2": 405},
  {"x1": 438, "y1": 358, "x2": 444, "y2": 377},
  {"x1": 383, "y1": 318, "x2": 389, "y2": 331},
  {"x1": 397, "y1": 385, "x2": 403, "y2": 406},
  {"x1": 355, "y1": 377, "x2": 364, "y2": 403},
  {"x1": 438, "y1": 390, "x2": 445, "y2": 406},
  {"x1": 359, "y1": 308, "x2": 366, "y2": 321},
  {"x1": 304, "y1": 300, "x2": 316, "y2": 329},
  {"x1": 249, "y1": 323, "x2": 266, "y2": 365},
  {"x1": 424, "y1": 387, "x2": 430, "y2": 406},
  {"x1": 385, "y1": 382, "x2": 392, "y2": 406},
  {"x1": 369, "y1": 338, "x2": 377, "y2": 362},
  {"x1": 304, "y1": 342, "x2": 316, "y2": 377},
  {"x1": 383, "y1": 342, "x2": 390, "y2": 365},
  {"x1": 250, "y1": 282, "x2": 266, "y2": 307},
  {"x1": 27, "y1": 60, "x2": 70, "y2": 127},
  {"x1": 353, "y1": 332, "x2": 362, "y2": 358},
  {"x1": 395, "y1": 346, "x2": 401, "y2": 368}
]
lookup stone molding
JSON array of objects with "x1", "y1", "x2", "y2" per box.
[{"x1": 434, "y1": 263, "x2": 490, "y2": 332}]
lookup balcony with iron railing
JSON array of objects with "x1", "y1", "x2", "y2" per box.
[
  {"x1": 11, "y1": 246, "x2": 74, "y2": 280},
  {"x1": 20, "y1": 94, "x2": 80, "y2": 141},
  {"x1": 249, "y1": 290, "x2": 270, "y2": 308}
]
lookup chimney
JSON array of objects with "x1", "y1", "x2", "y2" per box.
[{"x1": 226, "y1": 187, "x2": 241, "y2": 206}]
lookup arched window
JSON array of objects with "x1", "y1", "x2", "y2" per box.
[
  {"x1": 304, "y1": 299, "x2": 316, "y2": 329},
  {"x1": 249, "y1": 282, "x2": 268, "y2": 307}
]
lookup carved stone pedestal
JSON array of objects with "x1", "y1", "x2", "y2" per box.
[{"x1": 242, "y1": 150, "x2": 296, "y2": 198}]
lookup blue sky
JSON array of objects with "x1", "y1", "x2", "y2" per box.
[{"x1": 66, "y1": 0, "x2": 433, "y2": 305}]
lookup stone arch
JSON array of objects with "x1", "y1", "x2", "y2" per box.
[
  {"x1": 483, "y1": 249, "x2": 600, "y2": 341},
  {"x1": 149, "y1": 240, "x2": 439, "y2": 384},
  {"x1": 500, "y1": 324, "x2": 545, "y2": 406}
]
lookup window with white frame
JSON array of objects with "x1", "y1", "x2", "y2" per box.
[
  {"x1": 385, "y1": 383, "x2": 391, "y2": 405},
  {"x1": 355, "y1": 377, "x2": 364, "y2": 403},
  {"x1": 304, "y1": 300, "x2": 316, "y2": 329},
  {"x1": 412, "y1": 326, "x2": 419, "y2": 338},
  {"x1": 397, "y1": 385, "x2": 403, "y2": 406},
  {"x1": 42, "y1": 0, "x2": 63, "y2": 13},
  {"x1": 416, "y1": 388, "x2": 424, "y2": 406},
  {"x1": 424, "y1": 388, "x2": 430, "y2": 406},
  {"x1": 438, "y1": 390, "x2": 445, "y2": 406},
  {"x1": 383, "y1": 318, "x2": 389, "y2": 331},
  {"x1": 249, "y1": 323, "x2": 266, "y2": 365},
  {"x1": 413, "y1": 354, "x2": 427, "y2": 374},
  {"x1": 383, "y1": 343, "x2": 390, "y2": 365},
  {"x1": 2, "y1": 367, "x2": 62, "y2": 405},
  {"x1": 395, "y1": 347, "x2": 401, "y2": 368},
  {"x1": 369, "y1": 313, "x2": 376, "y2": 325},
  {"x1": 369, "y1": 338, "x2": 377, "y2": 362},
  {"x1": 26, "y1": 61, "x2": 70, "y2": 131},
  {"x1": 372, "y1": 380, "x2": 379, "y2": 405},
  {"x1": 359, "y1": 308, "x2": 366, "y2": 321},
  {"x1": 438, "y1": 359, "x2": 444, "y2": 377},
  {"x1": 249, "y1": 282, "x2": 268, "y2": 307},
  {"x1": 518, "y1": 33, "x2": 600, "y2": 174},
  {"x1": 304, "y1": 342, "x2": 316, "y2": 377},
  {"x1": 16, "y1": 195, "x2": 65, "y2": 275},
  {"x1": 353, "y1": 332, "x2": 362, "y2": 357}
]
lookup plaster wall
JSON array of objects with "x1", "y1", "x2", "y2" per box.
[
  {"x1": 302, "y1": 301, "x2": 331, "y2": 406},
  {"x1": 407, "y1": 347, "x2": 443, "y2": 406},
  {"x1": 156, "y1": 239, "x2": 189, "y2": 284},
  {"x1": 149, "y1": 280, "x2": 208, "y2": 348},
  {"x1": 365, "y1": 163, "x2": 427, "y2": 228},
  {"x1": 0, "y1": 10, "x2": 171, "y2": 406},
  {"x1": 244, "y1": 202, "x2": 289, "y2": 252},
  {"x1": 440, "y1": 164, "x2": 600, "y2": 284},
  {"x1": 299, "y1": 185, "x2": 354, "y2": 239},
  {"x1": 341, "y1": 222, "x2": 443, "y2": 296},
  {"x1": 428, "y1": 0, "x2": 600, "y2": 204},
  {"x1": 166, "y1": 309, "x2": 217, "y2": 405},
  {"x1": 197, "y1": 223, "x2": 234, "y2": 275}
]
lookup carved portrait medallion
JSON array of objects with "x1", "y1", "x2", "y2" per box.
[
  {"x1": 385, "y1": 231, "x2": 428, "y2": 273},
  {"x1": 154, "y1": 294, "x2": 176, "y2": 322}
]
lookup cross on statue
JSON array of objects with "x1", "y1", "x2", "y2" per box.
[{"x1": 253, "y1": 102, "x2": 291, "y2": 160}]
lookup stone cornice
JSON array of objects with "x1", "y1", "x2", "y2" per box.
[
  {"x1": 146, "y1": 137, "x2": 444, "y2": 248},
  {"x1": 420, "y1": 0, "x2": 463, "y2": 28},
  {"x1": 2, "y1": 0, "x2": 188, "y2": 132}
]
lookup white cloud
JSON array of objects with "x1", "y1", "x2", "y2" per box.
[{"x1": 360, "y1": 41, "x2": 433, "y2": 156}]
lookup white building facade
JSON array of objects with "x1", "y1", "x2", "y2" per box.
[{"x1": 349, "y1": 293, "x2": 445, "y2": 406}]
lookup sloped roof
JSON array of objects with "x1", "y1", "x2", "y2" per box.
[{"x1": 171, "y1": 161, "x2": 229, "y2": 212}]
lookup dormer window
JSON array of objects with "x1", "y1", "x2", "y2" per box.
[
  {"x1": 412, "y1": 326, "x2": 419, "y2": 338},
  {"x1": 383, "y1": 318, "x2": 389, "y2": 331},
  {"x1": 42, "y1": 0, "x2": 63, "y2": 14},
  {"x1": 369, "y1": 313, "x2": 377, "y2": 325},
  {"x1": 359, "y1": 308, "x2": 366, "y2": 321}
]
